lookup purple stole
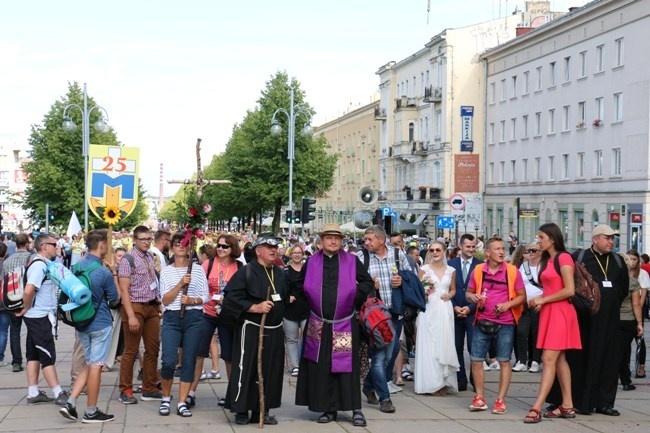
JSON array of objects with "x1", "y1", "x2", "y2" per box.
[{"x1": 303, "y1": 250, "x2": 357, "y2": 373}]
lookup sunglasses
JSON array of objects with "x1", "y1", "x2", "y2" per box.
[
  {"x1": 216, "y1": 244, "x2": 231, "y2": 249},
  {"x1": 429, "y1": 248, "x2": 443, "y2": 252},
  {"x1": 527, "y1": 248, "x2": 539, "y2": 253},
  {"x1": 44, "y1": 242, "x2": 58, "y2": 247}
]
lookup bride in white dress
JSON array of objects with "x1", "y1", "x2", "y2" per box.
[{"x1": 414, "y1": 241, "x2": 460, "y2": 395}]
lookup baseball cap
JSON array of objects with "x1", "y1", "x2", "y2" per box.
[{"x1": 592, "y1": 224, "x2": 618, "y2": 237}]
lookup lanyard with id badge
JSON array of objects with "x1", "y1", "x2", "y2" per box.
[
  {"x1": 264, "y1": 266, "x2": 282, "y2": 302},
  {"x1": 592, "y1": 248, "x2": 612, "y2": 287}
]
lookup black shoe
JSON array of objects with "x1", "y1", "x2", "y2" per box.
[
  {"x1": 235, "y1": 413, "x2": 249, "y2": 425},
  {"x1": 12, "y1": 364, "x2": 23, "y2": 373},
  {"x1": 595, "y1": 406, "x2": 620, "y2": 416},
  {"x1": 185, "y1": 395, "x2": 195, "y2": 407},
  {"x1": 458, "y1": 382, "x2": 467, "y2": 392},
  {"x1": 59, "y1": 403, "x2": 78, "y2": 420},
  {"x1": 379, "y1": 399, "x2": 396, "y2": 413},
  {"x1": 137, "y1": 369, "x2": 143, "y2": 381},
  {"x1": 82, "y1": 409, "x2": 115, "y2": 423},
  {"x1": 363, "y1": 389, "x2": 379, "y2": 405},
  {"x1": 622, "y1": 384, "x2": 636, "y2": 391},
  {"x1": 250, "y1": 412, "x2": 278, "y2": 425}
]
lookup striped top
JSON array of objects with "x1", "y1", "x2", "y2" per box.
[{"x1": 159, "y1": 264, "x2": 209, "y2": 311}]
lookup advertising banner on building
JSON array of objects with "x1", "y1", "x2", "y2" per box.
[{"x1": 454, "y1": 154, "x2": 480, "y2": 192}]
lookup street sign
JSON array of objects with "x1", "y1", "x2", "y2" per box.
[
  {"x1": 519, "y1": 209, "x2": 538, "y2": 218},
  {"x1": 449, "y1": 193, "x2": 465, "y2": 211},
  {"x1": 436, "y1": 215, "x2": 455, "y2": 229},
  {"x1": 382, "y1": 206, "x2": 392, "y2": 217},
  {"x1": 460, "y1": 106, "x2": 474, "y2": 152}
]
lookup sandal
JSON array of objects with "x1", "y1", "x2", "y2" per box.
[
  {"x1": 177, "y1": 403, "x2": 192, "y2": 417},
  {"x1": 395, "y1": 377, "x2": 405, "y2": 386},
  {"x1": 352, "y1": 410, "x2": 367, "y2": 427},
  {"x1": 317, "y1": 411, "x2": 337, "y2": 423},
  {"x1": 185, "y1": 395, "x2": 195, "y2": 407},
  {"x1": 559, "y1": 406, "x2": 576, "y2": 418},
  {"x1": 524, "y1": 408, "x2": 542, "y2": 424},
  {"x1": 218, "y1": 397, "x2": 226, "y2": 406},
  {"x1": 159, "y1": 401, "x2": 171, "y2": 416}
]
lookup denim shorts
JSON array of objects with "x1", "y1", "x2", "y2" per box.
[
  {"x1": 77, "y1": 325, "x2": 113, "y2": 365},
  {"x1": 470, "y1": 323, "x2": 514, "y2": 362}
]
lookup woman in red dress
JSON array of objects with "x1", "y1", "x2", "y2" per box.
[{"x1": 524, "y1": 223, "x2": 581, "y2": 423}]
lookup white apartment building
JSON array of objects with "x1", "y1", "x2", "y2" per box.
[
  {"x1": 375, "y1": 12, "x2": 530, "y2": 237},
  {"x1": 482, "y1": 0, "x2": 649, "y2": 252},
  {"x1": 0, "y1": 145, "x2": 29, "y2": 232}
]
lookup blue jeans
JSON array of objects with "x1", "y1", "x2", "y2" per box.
[
  {"x1": 0, "y1": 312, "x2": 9, "y2": 362},
  {"x1": 455, "y1": 315, "x2": 474, "y2": 385},
  {"x1": 161, "y1": 309, "x2": 203, "y2": 383},
  {"x1": 386, "y1": 316, "x2": 403, "y2": 381},
  {"x1": 283, "y1": 318, "x2": 307, "y2": 369},
  {"x1": 470, "y1": 324, "x2": 515, "y2": 362},
  {"x1": 363, "y1": 338, "x2": 394, "y2": 403}
]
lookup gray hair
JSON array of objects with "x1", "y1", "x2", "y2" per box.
[{"x1": 364, "y1": 225, "x2": 387, "y2": 240}]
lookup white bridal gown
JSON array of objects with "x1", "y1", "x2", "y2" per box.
[{"x1": 414, "y1": 264, "x2": 459, "y2": 394}]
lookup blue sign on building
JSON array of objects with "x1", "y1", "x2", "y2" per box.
[{"x1": 436, "y1": 215, "x2": 455, "y2": 229}]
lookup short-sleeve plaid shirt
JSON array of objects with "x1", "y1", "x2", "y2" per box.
[
  {"x1": 118, "y1": 247, "x2": 160, "y2": 303},
  {"x1": 357, "y1": 246, "x2": 412, "y2": 309}
]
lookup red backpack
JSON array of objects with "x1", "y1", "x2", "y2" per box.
[{"x1": 358, "y1": 296, "x2": 395, "y2": 348}]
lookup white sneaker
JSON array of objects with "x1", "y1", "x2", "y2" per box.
[
  {"x1": 489, "y1": 361, "x2": 500, "y2": 370},
  {"x1": 528, "y1": 361, "x2": 540, "y2": 373},
  {"x1": 512, "y1": 361, "x2": 527, "y2": 372},
  {"x1": 387, "y1": 381, "x2": 402, "y2": 393},
  {"x1": 209, "y1": 370, "x2": 221, "y2": 379},
  {"x1": 199, "y1": 370, "x2": 208, "y2": 381},
  {"x1": 483, "y1": 361, "x2": 491, "y2": 370}
]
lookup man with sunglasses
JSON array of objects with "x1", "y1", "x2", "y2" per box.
[
  {"x1": 117, "y1": 226, "x2": 162, "y2": 405},
  {"x1": 449, "y1": 233, "x2": 483, "y2": 392},
  {"x1": 16, "y1": 233, "x2": 69, "y2": 406}
]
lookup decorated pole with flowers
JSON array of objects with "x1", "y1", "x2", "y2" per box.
[{"x1": 167, "y1": 139, "x2": 232, "y2": 318}]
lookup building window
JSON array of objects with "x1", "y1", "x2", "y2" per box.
[
  {"x1": 500, "y1": 120, "x2": 506, "y2": 142},
  {"x1": 499, "y1": 161, "x2": 505, "y2": 183},
  {"x1": 408, "y1": 122, "x2": 414, "y2": 142},
  {"x1": 562, "y1": 105, "x2": 570, "y2": 131},
  {"x1": 595, "y1": 150, "x2": 603, "y2": 177},
  {"x1": 435, "y1": 109, "x2": 442, "y2": 137},
  {"x1": 490, "y1": 82, "x2": 496, "y2": 104},
  {"x1": 548, "y1": 109, "x2": 555, "y2": 134},
  {"x1": 613, "y1": 148, "x2": 622, "y2": 176},
  {"x1": 536, "y1": 66, "x2": 543, "y2": 90},
  {"x1": 534, "y1": 157, "x2": 541, "y2": 181},
  {"x1": 511, "y1": 76, "x2": 517, "y2": 98},
  {"x1": 579, "y1": 51, "x2": 587, "y2": 78},
  {"x1": 596, "y1": 45, "x2": 604, "y2": 73},
  {"x1": 501, "y1": 79, "x2": 507, "y2": 101},
  {"x1": 564, "y1": 56, "x2": 571, "y2": 82},
  {"x1": 562, "y1": 154, "x2": 569, "y2": 179},
  {"x1": 614, "y1": 93, "x2": 623, "y2": 122},
  {"x1": 595, "y1": 97, "x2": 604, "y2": 122},
  {"x1": 522, "y1": 158, "x2": 529, "y2": 182},
  {"x1": 522, "y1": 115, "x2": 529, "y2": 138},
  {"x1": 510, "y1": 118, "x2": 517, "y2": 140},
  {"x1": 510, "y1": 160, "x2": 516, "y2": 183},
  {"x1": 578, "y1": 101, "x2": 586, "y2": 127},
  {"x1": 489, "y1": 162, "x2": 494, "y2": 184},
  {"x1": 523, "y1": 71, "x2": 530, "y2": 94},
  {"x1": 577, "y1": 152, "x2": 585, "y2": 178},
  {"x1": 489, "y1": 123, "x2": 495, "y2": 144},
  {"x1": 615, "y1": 38, "x2": 624, "y2": 67},
  {"x1": 549, "y1": 61, "x2": 556, "y2": 87},
  {"x1": 548, "y1": 155, "x2": 555, "y2": 180},
  {"x1": 535, "y1": 112, "x2": 541, "y2": 136}
]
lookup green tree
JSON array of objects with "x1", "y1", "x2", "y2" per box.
[
  {"x1": 212, "y1": 72, "x2": 337, "y2": 232},
  {"x1": 22, "y1": 82, "x2": 148, "y2": 232}
]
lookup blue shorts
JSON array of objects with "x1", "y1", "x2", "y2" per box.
[
  {"x1": 470, "y1": 323, "x2": 514, "y2": 362},
  {"x1": 77, "y1": 325, "x2": 113, "y2": 365}
]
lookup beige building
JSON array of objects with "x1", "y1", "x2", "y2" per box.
[{"x1": 314, "y1": 100, "x2": 380, "y2": 232}]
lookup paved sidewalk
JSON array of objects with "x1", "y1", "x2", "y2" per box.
[{"x1": 1, "y1": 324, "x2": 649, "y2": 432}]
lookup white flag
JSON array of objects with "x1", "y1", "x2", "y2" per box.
[{"x1": 67, "y1": 211, "x2": 82, "y2": 238}]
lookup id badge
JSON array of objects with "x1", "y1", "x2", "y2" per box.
[
  {"x1": 271, "y1": 293, "x2": 282, "y2": 302},
  {"x1": 212, "y1": 293, "x2": 223, "y2": 301},
  {"x1": 150, "y1": 281, "x2": 158, "y2": 291},
  {"x1": 602, "y1": 280, "x2": 613, "y2": 288}
]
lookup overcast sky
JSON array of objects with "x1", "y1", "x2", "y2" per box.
[{"x1": 0, "y1": 0, "x2": 587, "y2": 196}]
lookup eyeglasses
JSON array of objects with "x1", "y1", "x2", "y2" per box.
[
  {"x1": 216, "y1": 244, "x2": 231, "y2": 249},
  {"x1": 136, "y1": 237, "x2": 153, "y2": 242},
  {"x1": 527, "y1": 248, "x2": 539, "y2": 253},
  {"x1": 429, "y1": 248, "x2": 443, "y2": 252}
]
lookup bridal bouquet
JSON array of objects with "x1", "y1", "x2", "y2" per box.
[{"x1": 421, "y1": 274, "x2": 436, "y2": 296}]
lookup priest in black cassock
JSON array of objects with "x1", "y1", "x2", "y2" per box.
[
  {"x1": 221, "y1": 233, "x2": 288, "y2": 425},
  {"x1": 295, "y1": 223, "x2": 374, "y2": 427}
]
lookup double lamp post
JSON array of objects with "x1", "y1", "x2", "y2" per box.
[{"x1": 61, "y1": 83, "x2": 110, "y2": 231}]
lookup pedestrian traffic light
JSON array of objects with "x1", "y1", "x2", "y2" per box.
[
  {"x1": 293, "y1": 210, "x2": 301, "y2": 224},
  {"x1": 302, "y1": 198, "x2": 316, "y2": 222},
  {"x1": 285, "y1": 210, "x2": 292, "y2": 224},
  {"x1": 49, "y1": 209, "x2": 55, "y2": 222}
]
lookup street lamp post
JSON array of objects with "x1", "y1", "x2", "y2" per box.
[
  {"x1": 62, "y1": 83, "x2": 110, "y2": 232},
  {"x1": 270, "y1": 87, "x2": 312, "y2": 237}
]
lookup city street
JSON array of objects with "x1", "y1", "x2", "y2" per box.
[{"x1": 0, "y1": 323, "x2": 648, "y2": 432}]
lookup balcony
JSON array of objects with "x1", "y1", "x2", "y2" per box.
[
  {"x1": 423, "y1": 85, "x2": 442, "y2": 103},
  {"x1": 411, "y1": 141, "x2": 430, "y2": 156},
  {"x1": 395, "y1": 96, "x2": 417, "y2": 111},
  {"x1": 374, "y1": 107, "x2": 387, "y2": 120}
]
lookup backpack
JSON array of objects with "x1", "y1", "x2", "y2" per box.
[
  {"x1": 358, "y1": 296, "x2": 395, "y2": 349},
  {"x1": 0, "y1": 257, "x2": 43, "y2": 312},
  {"x1": 57, "y1": 261, "x2": 102, "y2": 328},
  {"x1": 553, "y1": 250, "x2": 603, "y2": 316},
  {"x1": 522, "y1": 262, "x2": 541, "y2": 288}
]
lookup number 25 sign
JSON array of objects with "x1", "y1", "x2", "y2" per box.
[{"x1": 88, "y1": 145, "x2": 140, "y2": 221}]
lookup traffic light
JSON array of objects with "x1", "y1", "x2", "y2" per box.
[
  {"x1": 49, "y1": 209, "x2": 55, "y2": 222},
  {"x1": 293, "y1": 210, "x2": 301, "y2": 224},
  {"x1": 285, "y1": 210, "x2": 292, "y2": 224},
  {"x1": 302, "y1": 198, "x2": 316, "y2": 222}
]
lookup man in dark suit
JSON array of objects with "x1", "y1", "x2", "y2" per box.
[{"x1": 448, "y1": 234, "x2": 483, "y2": 391}]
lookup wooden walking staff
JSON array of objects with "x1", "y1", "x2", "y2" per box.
[
  {"x1": 167, "y1": 138, "x2": 232, "y2": 318},
  {"x1": 257, "y1": 286, "x2": 271, "y2": 428}
]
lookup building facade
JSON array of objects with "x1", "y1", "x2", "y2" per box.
[
  {"x1": 482, "y1": 0, "x2": 649, "y2": 252},
  {"x1": 0, "y1": 146, "x2": 29, "y2": 232}
]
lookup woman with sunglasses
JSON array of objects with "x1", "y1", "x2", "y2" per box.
[
  {"x1": 524, "y1": 223, "x2": 580, "y2": 423},
  {"x1": 414, "y1": 241, "x2": 459, "y2": 395},
  {"x1": 513, "y1": 243, "x2": 543, "y2": 373},
  {"x1": 158, "y1": 231, "x2": 209, "y2": 417},
  {"x1": 283, "y1": 244, "x2": 310, "y2": 377}
]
